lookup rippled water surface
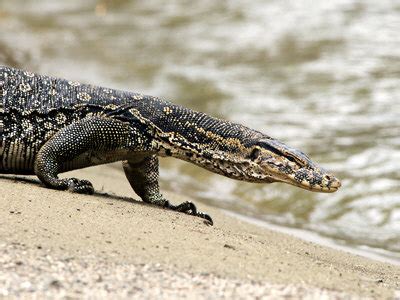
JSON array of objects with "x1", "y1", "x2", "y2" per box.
[{"x1": 1, "y1": 0, "x2": 399, "y2": 260}]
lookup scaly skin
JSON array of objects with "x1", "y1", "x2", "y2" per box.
[{"x1": 0, "y1": 66, "x2": 341, "y2": 225}]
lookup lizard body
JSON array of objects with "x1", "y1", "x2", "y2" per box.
[{"x1": 0, "y1": 66, "x2": 341, "y2": 224}]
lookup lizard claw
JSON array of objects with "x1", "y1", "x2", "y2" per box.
[
  {"x1": 197, "y1": 212, "x2": 213, "y2": 226},
  {"x1": 65, "y1": 178, "x2": 94, "y2": 194},
  {"x1": 164, "y1": 200, "x2": 213, "y2": 226}
]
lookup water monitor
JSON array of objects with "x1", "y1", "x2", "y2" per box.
[{"x1": 0, "y1": 66, "x2": 341, "y2": 225}]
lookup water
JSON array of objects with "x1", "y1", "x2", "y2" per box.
[{"x1": 1, "y1": 0, "x2": 399, "y2": 261}]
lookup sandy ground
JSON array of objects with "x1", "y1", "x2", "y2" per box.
[{"x1": 0, "y1": 165, "x2": 399, "y2": 299}]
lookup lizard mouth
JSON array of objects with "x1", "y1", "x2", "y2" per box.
[
  {"x1": 306, "y1": 180, "x2": 341, "y2": 192},
  {"x1": 323, "y1": 177, "x2": 342, "y2": 192},
  {"x1": 280, "y1": 167, "x2": 341, "y2": 193},
  {"x1": 297, "y1": 174, "x2": 341, "y2": 193}
]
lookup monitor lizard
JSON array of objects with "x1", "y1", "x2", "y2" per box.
[{"x1": 0, "y1": 66, "x2": 341, "y2": 225}]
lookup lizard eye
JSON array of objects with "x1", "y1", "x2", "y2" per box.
[{"x1": 249, "y1": 147, "x2": 261, "y2": 161}]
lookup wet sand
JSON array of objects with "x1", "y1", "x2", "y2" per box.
[{"x1": 0, "y1": 165, "x2": 399, "y2": 299}]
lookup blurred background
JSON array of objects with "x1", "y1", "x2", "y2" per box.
[{"x1": 1, "y1": 0, "x2": 399, "y2": 261}]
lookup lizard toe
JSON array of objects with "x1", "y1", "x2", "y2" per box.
[
  {"x1": 66, "y1": 178, "x2": 94, "y2": 195},
  {"x1": 164, "y1": 200, "x2": 213, "y2": 225},
  {"x1": 197, "y1": 212, "x2": 213, "y2": 226}
]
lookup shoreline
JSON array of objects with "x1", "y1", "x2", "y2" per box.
[
  {"x1": 0, "y1": 165, "x2": 399, "y2": 298},
  {"x1": 226, "y1": 210, "x2": 400, "y2": 267}
]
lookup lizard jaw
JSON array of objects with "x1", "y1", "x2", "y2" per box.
[{"x1": 284, "y1": 169, "x2": 341, "y2": 193}]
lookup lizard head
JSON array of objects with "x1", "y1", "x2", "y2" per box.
[
  {"x1": 147, "y1": 102, "x2": 340, "y2": 193},
  {"x1": 240, "y1": 137, "x2": 341, "y2": 192}
]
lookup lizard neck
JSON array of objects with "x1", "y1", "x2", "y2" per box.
[{"x1": 126, "y1": 97, "x2": 263, "y2": 179}]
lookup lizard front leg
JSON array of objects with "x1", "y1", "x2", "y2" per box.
[
  {"x1": 34, "y1": 117, "x2": 138, "y2": 194},
  {"x1": 122, "y1": 155, "x2": 213, "y2": 225}
]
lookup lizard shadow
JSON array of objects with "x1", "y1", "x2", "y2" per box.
[
  {"x1": 0, "y1": 175, "x2": 212, "y2": 226},
  {"x1": 0, "y1": 174, "x2": 156, "y2": 209}
]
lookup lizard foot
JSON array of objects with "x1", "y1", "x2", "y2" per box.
[
  {"x1": 164, "y1": 200, "x2": 213, "y2": 226},
  {"x1": 64, "y1": 178, "x2": 94, "y2": 194}
]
